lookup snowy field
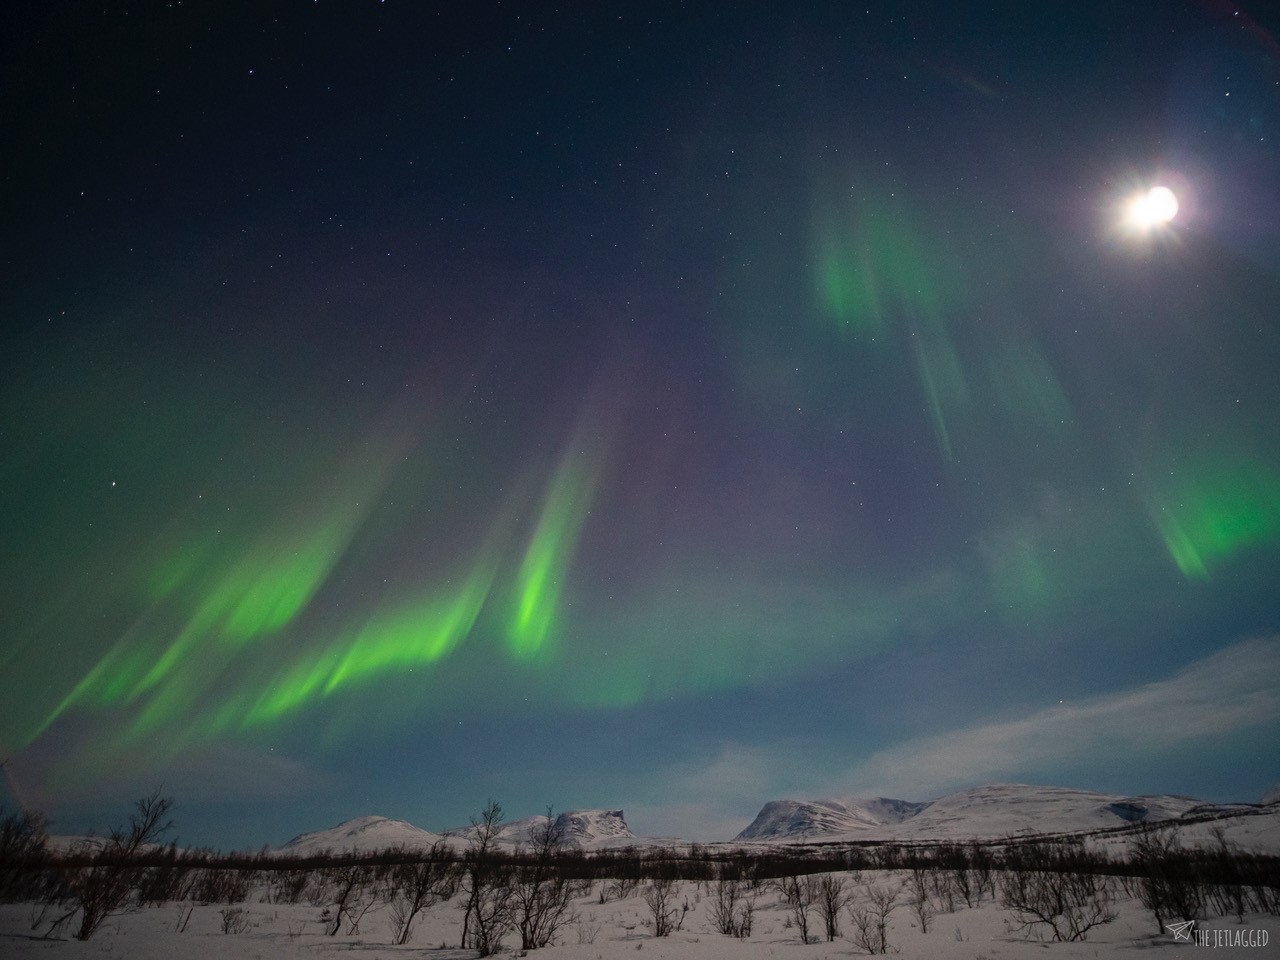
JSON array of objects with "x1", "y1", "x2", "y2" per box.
[{"x1": 3, "y1": 871, "x2": 1275, "y2": 960}]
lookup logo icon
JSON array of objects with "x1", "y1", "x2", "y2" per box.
[{"x1": 1166, "y1": 919, "x2": 1195, "y2": 942}]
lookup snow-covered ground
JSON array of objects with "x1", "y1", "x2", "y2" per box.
[{"x1": 2, "y1": 871, "x2": 1274, "y2": 959}]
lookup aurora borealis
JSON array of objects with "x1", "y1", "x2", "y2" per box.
[{"x1": 3, "y1": 1, "x2": 1280, "y2": 846}]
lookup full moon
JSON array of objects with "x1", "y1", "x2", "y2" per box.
[{"x1": 1126, "y1": 185, "x2": 1179, "y2": 229}]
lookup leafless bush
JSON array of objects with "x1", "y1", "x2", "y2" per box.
[
  {"x1": 969, "y1": 843, "x2": 996, "y2": 901},
  {"x1": 1, "y1": 807, "x2": 50, "y2": 903},
  {"x1": 320, "y1": 864, "x2": 377, "y2": 936},
  {"x1": 385, "y1": 842, "x2": 459, "y2": 945},
  {"x1": 816, "y1": 873, "x2": 848, "y2": 941},
  {"x1": 603, "y1": 876, "x2": 640, "y2": 901},
  {"x1": 1128, "y1": 824, "x2": 1203, "y2": 933},
  {"x1": 780, "y1": 874, "x2": 820, "y2": 944},
  {"x1": 575, "y1": 917, "x2": 602, "y2": 943},
  {"x1": 710, "y1": 876, "x2": 755, "y2": 938},
  {"x1": 1000, "y1": 843, "x2": 1115, "y2": 942},
  {"x1": 1205, "y1": 827, "x2": 1249, "y2": 923},
  {"x1": 513, "y1": 810, "x2": 578, "y2": 949},
  {"x1": 847, "y1": 881, "x2": 899, "y2": 954},
  {"x1": 709, "y1": 877, "x2": 739, "y2": 935},
  {"x1": 192, "y1": 866, "x2": 254, "y2": 904},
  {"x1": 219, "y1": 906, "x2": 251, "y2": 934},
  {"x1": 267, "y1": 868, "x2": 313, "y2": 904},
  {"x1": 931, "y1": 869, "x2": 956, "y2": 912},
  {"x1": 907, "y1": 867, "x2": 935, "y2": 934},
  {"x1": 43, "y1": 790, "x2": 174, "y2": 941},
  {"x1": 460, "y1": 801, "x2": 514, "y2": 956},
  {"x1": 644, "y1": 877, "x2": 679, "y2": 937},
  {"x1": 134, "y1": 844, "x2": 195, "y2": 905}
]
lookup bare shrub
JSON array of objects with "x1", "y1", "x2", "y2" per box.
[
  {"x1": 816, "y1": 873, "x2": 848, "y2": 941},
  {"x1": 575, "y1": 917, "x2": 602, "y2": 944},
  {"x1": 460, "y1": 800, "x2": 514, "y2": 956},
  {"x1": 907, "y1": 867, "x2": 935, "y2": 934},
  {"x1": 388, "y1": 841, "x2": 459, "y2": 945},
  {"x1": 513, "y1": 809, "x2": 579, "y2": 949},
  {"x1": 44, "y1": 790, "x2": 174, "y2": 941},
  {"x1": 710, "y1": 876, "x2": 755, "y2": 938},
  {"x1": 644, "y1": 877, "x2": 678, "y2": 937},
  {"x1": 192, "y1": 866, "x2": 254, "y2": 904},
  {"x1": 605, "y1": 876, "x2": 640, "y2": 901},
  {"x1": 1000, "y1": 842, "x2": 1115, "y2": 942},
  {"x1": 268, "y1": 868, "x2": 312, "y2": 904},
  {"x1": 1, "y1": 807, "x2": 50, "y2": 903},
  {"x1": 320, "y1": 864, "x2": 377, "y2": 936},
  {"x1": 1128, "y1": 824, "x2": 1203, "y2": 933},
  {"x1": 219, "y1": 906, "x2": 251, "y2": 934},
  {"x1": 709, "y1": 877, "x2": 740, "y2": 935},
  {"x1": 848, "y1": 881, "x2": 899, "y2": 955}
]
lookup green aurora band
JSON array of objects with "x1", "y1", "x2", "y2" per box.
[
  {"x1": 26, "y1": 428, "x2": 613, "y2": 752},
  {"x1": 508, "y1": 448, "x2": 601, "y2": 660},
  {"x1": 1152, "y1": 459, "x2": 1280, "y2": 579}
]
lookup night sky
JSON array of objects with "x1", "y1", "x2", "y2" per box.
[{"x1": 3, "y1": 1, "x2": 1280, "y2": 849}]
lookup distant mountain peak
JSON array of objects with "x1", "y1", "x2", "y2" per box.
[
  {"x1": 279, "y1": 815, "x2": 442, "y2": 854},
  {"x1": 444, "y1": 808, "x2": 634, "y2": 847},
  {"x1": 735, "y1": 783, "x2": 1207, "y2": 843}
]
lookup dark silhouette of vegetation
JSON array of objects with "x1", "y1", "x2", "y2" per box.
[
  {"x1": 387, "y1": 840, "x2": 459, "y2": 944},
  {"x1": 513, "y1": 808, "x2": 578, "y2": 948},
  {"x1": 45, "y1": 790, "x2": 175, "y2": 940},
  {"x1": 999, "y1": 841, "x2": 1115, "y2": 942},
  {"x1": 459, "y1": 800, "x2": 514, "y2": 955},
  {"x1": 0, "y1": 806, "x2": 50, "y2": 903}
]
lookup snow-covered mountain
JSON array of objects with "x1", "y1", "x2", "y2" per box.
[
  {"x1": 279, "y1": 815, "x2": 443, "y2": 855},
  {"x1": 735, "y1": 784, "x2": 1207, "y2": 843},
  {"x1": 735, "y1": 797, "x2": 928, "y2": 841},
  {"x1": 280, "y1": 809, "x2": 635, "y2": 855},
  {"x1": 274, "y1": 787, "x2": 1279, "y2": 857},
  {"x1": 443, "y1": 809, "x2": 634, "y2": 848}
]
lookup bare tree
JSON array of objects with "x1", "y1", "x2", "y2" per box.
[
  {"x1": 969, "y1": 842, "x2": 996, "y2": 901},
  {"x1": 907, "y1": 867, "x2": 935, "y2": 934},
  {"x1": 460, "y1": 800, "x2": 514, "y2": 956},
  {"x1": 44, "y1": 790, "x2": 174, "y2": 941},
  {"x1": 1205, "y1": 826, "x2": 1248, "y2": 924},
  {"x1": 0, "y1": 806, "x2": 49, "y2": 903},
  {"x1": 513, "y1": 808, "x2": 579, "y2": 949},
  {"x1": 848, "y1": 881, "x2": 899, "y2": 955},
  {"x1": 388, "y1": 840, "x2": 459, "y2": 945},
  {"x1": 709, "y1": 876, "x2": 741, "y2": 935},
  {"x1": 783, "y1": 874, "x2": 819, "y2": 944},
  {"x1": 816, "y1": 873, "x2": 848, "y2": 941},
  {"x1": 1000, "y1": 843, "x2": 1115, "y2": 942},
  {"x1": 644, "y1": 877, "x2": 678, "y2": 937},
  {"x1": 321, "y1": 864, "x2": 376, "y2": 936},
  {"x1": 709, "y1": 875, "x2": 755, "y2": 938},
  {"x1": 1128, "y1": 824, "x2": 1202, "y2": 934}
]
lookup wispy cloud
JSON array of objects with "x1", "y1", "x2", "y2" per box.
[
  {"x1": 7, "y1": 733, "x2": 327, "y2": 815},
  {"x1": 627, "y1": 742, "x2": 784, "y2": 841},
  {"x1": 625, "y1": 639, "x2": 1280, "y2": 839},
  {"x1": 839, "y1": 636, "x2": 1280, "y2": 798}
]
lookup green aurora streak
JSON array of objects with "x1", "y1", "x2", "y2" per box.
[
  {"x1": 508, "y1": 448, "x2": 601, "y2": 660},
  {"x1": 1152, "y1": 459, "x2": 1280, "y2": 579}
]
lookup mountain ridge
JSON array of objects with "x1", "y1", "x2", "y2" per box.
[{"x1": 734, "y1": 783, "x2": 1230, "y2": 842}]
